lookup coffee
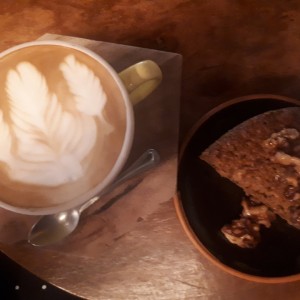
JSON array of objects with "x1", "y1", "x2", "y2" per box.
[{"x1": 0, "y1": 44, "x2": 127, "y2": 209}]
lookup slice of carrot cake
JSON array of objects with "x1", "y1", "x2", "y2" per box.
[{"x1": 200, "y1": 107, "x2": 300, "y2": 247}]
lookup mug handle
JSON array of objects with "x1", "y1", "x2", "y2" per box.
[{"x1": 118, "y1": 60, "x2": 162, "y2": 105}]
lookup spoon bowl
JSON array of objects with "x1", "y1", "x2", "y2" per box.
[{"x1": 29, "y1": 210, "x2": 80, "y2": 246}]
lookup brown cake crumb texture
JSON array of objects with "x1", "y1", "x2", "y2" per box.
[{"x1": 200, "y1": 107, "x2": 300, "y2": 247}]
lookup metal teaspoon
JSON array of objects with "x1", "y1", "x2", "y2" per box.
[{"x1": 28, "y1": 149, "x2": 160, "y2": 247}]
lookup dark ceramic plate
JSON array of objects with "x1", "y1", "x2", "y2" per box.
[{"x1": 175, "y1": 94, "x2": 300, "y2": 282}]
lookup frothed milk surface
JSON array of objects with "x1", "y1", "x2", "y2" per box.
[{"x1": 0, "y1": 44, "x2": 127, "y2": 209}]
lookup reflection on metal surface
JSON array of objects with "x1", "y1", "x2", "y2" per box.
[{"x1": 58, "y1": 214, "x2": 67, "y2": 222}]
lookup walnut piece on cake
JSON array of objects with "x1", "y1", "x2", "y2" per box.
[
  {"x1": 221, "y1": 198, "x2": 275, "y2": 248},
  {"x1": 221, "y1": 217, "x2": 261, "y2": 248}
]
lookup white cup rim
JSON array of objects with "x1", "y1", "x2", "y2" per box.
[{"x1": 0, "y1": 40, "x2": 134, "y2": 215}]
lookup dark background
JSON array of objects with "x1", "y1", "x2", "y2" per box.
[{"x1": 0, "y1": 251, "x2": 82, "y2": 299}]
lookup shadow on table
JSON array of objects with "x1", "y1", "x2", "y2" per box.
[{"x1": 0, "y1": 251, "x2": 82, "y2": 300}]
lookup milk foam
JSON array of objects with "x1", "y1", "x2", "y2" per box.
[{"x1": 1, "y1": 55, "x2": 113, "y2": 187}]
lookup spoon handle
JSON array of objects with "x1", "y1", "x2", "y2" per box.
[{"x1": 78, "y1": 149, "x2": 160, "y2": 214}]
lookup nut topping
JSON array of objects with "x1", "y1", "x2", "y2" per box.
[
  {"x1": 241, "y1": 200, "x2": 275, "y2": 227},
  {"x1": 221, "y1": 218, "x2": 261, "y2": 248},
  {"x1": 263, "y1": 128, "x2": 299, "y2": 150},
  {"x1": 221, "y1": 198, "x2": 276, "y2": 248}
]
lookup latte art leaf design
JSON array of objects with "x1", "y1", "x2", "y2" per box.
[
  {"x1": 60, "y1": 54, "x2": 113, "y2": 134},
  {"x1": 0, "y1": 56, "x2": 112, "y2": 187}
]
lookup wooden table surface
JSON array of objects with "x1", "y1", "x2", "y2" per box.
[{"x1": 1, "y1": 1, "x2": 300, "y2": 299}]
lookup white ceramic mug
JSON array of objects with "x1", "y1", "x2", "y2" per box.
[{"x1": 0, "y1": 40, "x2": 162, "y2": 215}]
